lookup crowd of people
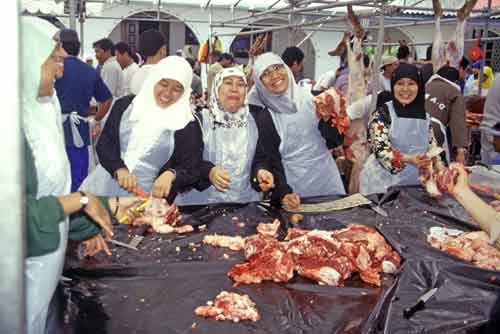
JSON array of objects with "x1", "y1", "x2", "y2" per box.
[{"x1": 21, "y1": 0, "x2": 500, "y2": 331}]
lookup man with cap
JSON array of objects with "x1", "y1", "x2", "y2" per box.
[
  {"x1": 379, "y1": 55, "x2": 398, "y2": 92},
  {"x1": 93, "y1": 38, "x2": 124, "y2": 99},
  {"x1": 54, "y1": 29, "x2": 113, "y2": 191},
  {"x1": 130, "y1": 29, "x2": 167, "y2": 95}
]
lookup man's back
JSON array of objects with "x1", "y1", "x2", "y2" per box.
[{"x1": 55, "y1": 56, "x2": 110, "y2": 117}]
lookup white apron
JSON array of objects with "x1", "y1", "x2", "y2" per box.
[
  {"x1": 23, "y1": 94, "x2": 71, "y2": 334},
  {"x1": 360, "y1": 101, "x2": 430, "y2": 195},
  {"x1": 270, "y1": 100, "x2": 346, "y2": 198},
  {"x1": 176, "y1": 111, "x2": 261, "y2": 205},
  {"x1": 80, "y1": 105, "x2": 175, "y2": 196},
  {"x1": 431, "y1": 116, "x2": 451, "y2": 164}
]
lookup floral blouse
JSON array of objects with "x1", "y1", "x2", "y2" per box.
[{"x1": 367, "y1": 105, "x2": 435, "y2": 174}]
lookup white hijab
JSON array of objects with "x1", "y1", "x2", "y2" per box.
[
  {"x1": 125, "y1": 56, "x2": 194, "y2": 171},
  {"x1": 248, "y1": 52, "x2": 311, "y2": 114},
  {"x1": 208, "y1": 67, "x2": 249, "y2": 128}
]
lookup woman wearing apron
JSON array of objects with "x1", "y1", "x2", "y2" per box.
[
  {"x1": 80, "y1": 56, "x2": 202, "y2": 202},
  {"x1": 21, "y1": 17, "x2": 144, "y2": 333},
  {"x1": 247, "y1": 53, "x2": 346, "y2": 206},
  {"x1": 360, "y1": 64, "x2": 434, "y2": 195},
  {"x1": 176, "y1": 67, "x2": 275, "y2": 205}
]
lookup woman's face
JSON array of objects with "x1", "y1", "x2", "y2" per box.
[
  {"x1": 393, "y1": 77, "x2": 418, "y2": 105},
  {"x1": 260, "y1": 64, "x2": 289, "y2": 94},
  {"x1": 218, "y1": 75, "x2": 246, "y2": 113},
  {"x1": 154, "y1": 79, "x2": 184, "y2": 108}
]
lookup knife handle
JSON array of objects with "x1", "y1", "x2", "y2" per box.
[{"x1": 403, "y1": 300, "x2": 425, "y2": 319}]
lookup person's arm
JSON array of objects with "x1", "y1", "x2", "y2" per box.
[
  {"x1": 448, "y1": 93, "x2": 468, "y2": 163},
  {"x1": 93, "y1": 74, "x2": 113, "y2": 121},
  {"x1": 156, "y1": 119, "x2": 203, "y2": 203},
  {"x1": 96, "y1": 96, "x2": 132, "y2": 176},
  {"x1": 367, "y1": 106, "x2": 405, "y2": 174},
  {"x1": 450, "y1": 164, "x2": 500, "y2": 244},
  {"x1": 250, "y1": 106, "x2": 293, "y2": 203}
]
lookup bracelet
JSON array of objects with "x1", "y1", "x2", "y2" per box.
[{"x1": 113, "y1": 196, "x2": 120, "y2": 216}]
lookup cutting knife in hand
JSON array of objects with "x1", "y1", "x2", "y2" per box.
[{"x1": 403, "y1": 287, "x2": 438, "y2": 319}]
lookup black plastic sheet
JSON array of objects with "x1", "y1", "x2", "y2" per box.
[{"x1": 60, "y1": 187, "x2": 500, "y2": 334}]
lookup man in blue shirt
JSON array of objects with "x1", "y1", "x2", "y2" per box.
[{"x1": 54, "y1": 29, "x2": 113, "y2": 191}]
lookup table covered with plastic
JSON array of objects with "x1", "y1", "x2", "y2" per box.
[{"x1": 59, "y1": 186, "x2": 500, "y2": 334}]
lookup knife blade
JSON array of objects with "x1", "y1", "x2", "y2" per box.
[
  {"x1": 107, "y1": 239, "x2": 138, "y2": 251},
  {"x1": 403, "y1": 287, "x2": 438, "y2": 319},
  {"x1": 370, "y1": 203, "x2": 388, "y2": 217}
]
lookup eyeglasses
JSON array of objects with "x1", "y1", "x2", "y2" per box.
[{"x1": 261, "y1": 64, "x2": 285, "y2": 80}]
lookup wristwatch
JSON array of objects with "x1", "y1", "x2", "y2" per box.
[{"x1": 78, "y1": 191, "x2": 89, "y2": 211}]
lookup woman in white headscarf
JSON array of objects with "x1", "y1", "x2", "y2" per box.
[
  {"x1": 247, "y1": 53, "x2": 346, "y2": 201},
  {"x1": 21, "y1": 16, "x2": 145, "y2": 334},
  {"x1": 176, "y1": 67, "x2": 282, "y2": 205},
  {"x1": 80, "y1": 56, "x2": 201, "y2": 202}
]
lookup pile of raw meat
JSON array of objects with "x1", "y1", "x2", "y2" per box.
[
  {"x1": 195, "y1": 291, "x2": 260, "y2": 323},
  {"x1": 138, "y1": 199, "x2": 193, "y2": 234},
  {"x1": 428, "y1": 228, "x2": 500, "y2": 271},
  {"x1": 204, "y1": 221, "x2": 401, "y2": 287}
]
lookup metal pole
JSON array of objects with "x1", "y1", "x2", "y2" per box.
[
  {"x1": 214, "y1": 14, "x2": 364, "y2": 37},
  {"x1": 69, "y1": 0, "x2": 77, "y2": 29},
  {"x1": 478, "y1": 0, "x2": 492, "y2": 97},
  {"x1": 363, "y1": 36, "x2": 500, "y2": 47},
  {"x1": 366, "y1": 8, "x2": 500, "y2": 29},
  {"x1": 0, "y1": 1, "x2": 24, "y2": 333},
  {"x1": 280, "y1": 0, "x2": 374, "y2": 15},
  {"x1": 370, "y1": 1, "x2": 385, "y2": 113},
  {"x1": 80, "y1": 17, "x2": 85, "y2": 57},
  {"x1": 296, "y1": 16, "x2": 332, "y2": 47},
  {"x1": 217, "y1": 0, "x2": 323, "y2": 25}
]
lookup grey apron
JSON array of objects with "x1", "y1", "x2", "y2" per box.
[
  {"x1": 270, "y1": 100, "x2": 346, "y2": 197},
  {"x1": 80, "y1": 105, "x2": 175, "y2": 196},
  {"x1": 176, "y1": 110, "x2": 261, "y2": 205},
  {"x1": 360, "y1": 101, "x2": 430, "y2": 195}
]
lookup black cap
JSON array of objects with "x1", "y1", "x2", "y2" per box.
[
  {"x1": 54, "y1": 29, "x2": 79, "y2": 43},
  {"x1": 139, "y1": 29, "x2": 166, "y2": 58}
]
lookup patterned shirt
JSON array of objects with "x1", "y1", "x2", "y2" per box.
[{"x1": 367, "y1": 105, "x2": 435, "y2": 174}]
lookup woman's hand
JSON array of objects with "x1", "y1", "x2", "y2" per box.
[
  {"x1": 115, "y1": 168, "x2": 137, "y2": 193},
  {"x1": 209, "y1": 167, "x2": 231, "y2": 192},
  {"x1": 83, "y1": 193, "x2": 114, "y2": 239},
  {"x1": 82, "y1": 235, "x2": 111, "y2": 257},
  {"x1": 282, "y1": 193, "x2": 301, "y2": 209},
  {"x1": 152, "y1": 170, "x2": 176, "y2": 198},
  {"x1": 256, "y1": 169, "x2": 274, "y2": 192},
  {"x1": 403, "y1": 154, "x2": 430, "y2": 168}
]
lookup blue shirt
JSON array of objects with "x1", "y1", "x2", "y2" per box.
[{"x1": 55, "y1": 56, "x2": 112, "y2": 147}]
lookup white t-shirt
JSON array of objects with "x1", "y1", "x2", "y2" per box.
[
  {"x1": 130, "y1": 64, "x2": 154, "y2": 96},
  {"x1": 101, "y1": 57, "x2": 125, "y2": 98},
  {"x1": 313, "y1": 70, "x2": 337, "y2": 91},
  {"x1": 379, "y1": 73, "x2": 392, "y2": 92},
  {"x1": 122, "y1": 62, "x2": 139, "y2": 96}
]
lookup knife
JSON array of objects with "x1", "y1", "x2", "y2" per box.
[
  {"x1": 403, "y1": 287, "x2": 438, "y2": 319},
  {"x1": 369, "y1": 203, "x2": 388, "y2": 217},
  {"x1": 107, "y1": 239, "x2": 139, "y2": 251}
]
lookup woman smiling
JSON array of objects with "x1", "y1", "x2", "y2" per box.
[
  {"x1": 80, "y1": 56, "x2": 202, "y2": 202},
  {"x1": 247, "y1": 52, "x2": 345, "y2": 206},
  {"x1": 360, "y1": 63, "x2": 434, "y2": 195}
]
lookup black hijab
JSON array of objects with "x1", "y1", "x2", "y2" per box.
[{"x1": 390, "y1": 63, "x2": 426, "y2": 119}]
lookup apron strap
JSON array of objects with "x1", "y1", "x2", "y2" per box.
[
  {"x1": 61, "y1": 111, "x2": 88, "y2": 148},
  {"x1": 431, "y1": 117, "x2": 451, "y2": 163}
]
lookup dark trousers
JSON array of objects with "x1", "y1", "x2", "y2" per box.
[{"x1": 66, "y1": 146, "x2": 89, "y2": 192}]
